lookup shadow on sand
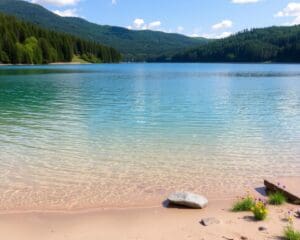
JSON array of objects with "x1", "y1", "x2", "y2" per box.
[
  {"x1": 255, "y1": 187, "x2": 267, "y2": 197},
  {"x1": 161, "y1": 200, "x2": 200, "y2": 210}
]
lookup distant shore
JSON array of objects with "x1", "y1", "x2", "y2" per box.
[
  {"x1": 49, "y1": 62, "x2": 92, "y2": 65},
  {"x1": 0, "y1": 62, "x2": 92, "y2": 66}
]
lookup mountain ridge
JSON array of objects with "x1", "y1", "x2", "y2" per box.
[
  {"x1": 153, "y1": 25, "x2": 300, "y2": 63},
  {"x1": 0, "y1": 0, "x2": 208, "y2": 61}
]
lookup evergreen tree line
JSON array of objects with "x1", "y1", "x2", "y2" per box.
[
  {"x1": 0, "y1": 13, "x2": 121, "y2": 64},
  {"x1": 153, "y1": 26, "x2": 300, "y2": 63}
]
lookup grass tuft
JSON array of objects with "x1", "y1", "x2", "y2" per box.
[
  {"x1": 232, "y1": 196, "x2": 255, "y2": 212},
  {"x1": 284, "y1": 226, "x2": 300, "y2": 240},
  {"x1": 268, "y1": 192, "x2": 286, "y2": 205},
  {"x1": 72, "y1": 55, "x2": 90, "y2": 64}
]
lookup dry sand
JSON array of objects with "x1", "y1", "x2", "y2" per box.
[{"x1": 0, "y1": 198, "x2": 299, "y2": 240}]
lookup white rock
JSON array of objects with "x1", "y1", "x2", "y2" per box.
[{"x1": 167, "y1": 192, "x2": 208, "y2": 209}]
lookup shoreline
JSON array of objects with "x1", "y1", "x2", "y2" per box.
[
  {"x1": 49, "y1": 62, "x2": 92, "y2": 65},
  {"x1": 0, "y1": 62, "x2": 92, "y2": 66},
  {"x1": 0, "y1": 177, "x2": 298, "y2": 215},
  {"x1": 0, "y1": 197, "x2": 238, "y2": 216},
  {"x1": 1, "y1": 62, "x2": 300, "y2": 67}
]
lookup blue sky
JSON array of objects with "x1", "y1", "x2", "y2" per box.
[{"x1": 29, "y1": 0, "x2": 300, "y2": 38}]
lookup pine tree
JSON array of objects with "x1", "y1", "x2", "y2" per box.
[{"x1": 0, "y1": 13, "x2": 121, "y2": 64}]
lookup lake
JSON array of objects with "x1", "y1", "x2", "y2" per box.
[{"x1": 0, "y1": 63, "x2": 299, "y2": 211}]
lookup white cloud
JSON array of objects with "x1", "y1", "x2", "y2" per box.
[
  {"x1": 231, "y1": 0, "x2": 260, "y2": 4},
  {"x1": 212, "y1": 20, "x2": 233, "y2": 30},
  {"x1": 133, "y1": 18, "x2": 145, "y2": 29},
  {"x1": 112, "y1": 0, "x2": 117, "y2": 5},
  {"x1": 200, "y1": 31, "x2": 233, "y2": 39},
  {"x1": 275, "y1": 2, "x2": 300, "y2": 17},
  {"x1": 275, "y1": 2, "x2": 300, "y2": 25},
  {"x1": 128, "y1": 18, "x2": 162, "y2": 30},
  {"x1": 53, "y1": 8, "x2": 78, "y2": 17},
  {"x1": 292, "y1": 16, "x2": 300, "y2": 24},
  {"x1": 190, "y1": 33, "x2": 200, "y2": 37},
  {"x1": 148, "y1": 21, "x2": 161, "y2": 29},
  {"x1": 216, "y1": 31, "x2": 233, "y2": 38},
  {"x1": 31, "y1": 0, "x2": 79, "y2": 6},
  {"x1": 177, "y1": 26, "x2": 184, "y2": 33}
]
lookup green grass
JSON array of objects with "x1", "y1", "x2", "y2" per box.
[
  {"x1": 72, "y1": 55, "x2": 90, "y2": 64},
  {"x1": 284, "y1": 226, "x2": 300, "y2": 240},
  {"x1": 232, "y1": 196, "x2": 255, "y2": 212},
  {"x1": 268, "y1": 192, "x2": 286, "y2": 205}
]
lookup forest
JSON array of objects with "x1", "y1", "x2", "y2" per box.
[
  {"x1": 0, "y1": 13, "x2": 121, "y2": 64},
  {"x1": 0, "y1": 0, "x2": 207, "y2": 61},
  {"x1": 154, "y1": 26, "x2": 300, "y2": 63}
]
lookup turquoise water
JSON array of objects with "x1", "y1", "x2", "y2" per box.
[{"x1": 0, "y1": 63, "x2": 299, "y2": 211}]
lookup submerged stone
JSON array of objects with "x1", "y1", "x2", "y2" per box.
[{"x1": 167, "y1": 192, "x2": 208, "y2": 209}]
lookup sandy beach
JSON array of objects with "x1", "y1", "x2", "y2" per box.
[
  {"x1": 0, "y1": 200, "x2": 299, "y2": 240},
  {"x1": 0, "y1": 179, "x2": 299, "y2": 240}
]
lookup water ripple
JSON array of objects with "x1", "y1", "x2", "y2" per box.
[{"x1": 0, "y1": 63, "x2": 299, "y2": 211}]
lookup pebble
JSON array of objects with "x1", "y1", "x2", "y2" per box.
[
  {"x1": 200, "y1": 217, "x2": 220, "y2": 226},
  {"x1": 259, "y1": 226, "x2": 268, "y2": 231}
]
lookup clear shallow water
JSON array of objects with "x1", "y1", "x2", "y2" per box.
[{"x1": 0, "y1": 63, "x2": 299, "y2": 211}]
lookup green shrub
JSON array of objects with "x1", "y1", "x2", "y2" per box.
[
  {"x1": 284, "y1": 225, "x2": 300, "y2": 240},
  {"x1": 232, "y1": 196, "x2": 255, "y2": 212},
  {"x1": 268, "y1": 192, "x2": 286, "y2": 205},
  {"x1": 251, "y1": 200, "x2": 268, "y2": 221}
]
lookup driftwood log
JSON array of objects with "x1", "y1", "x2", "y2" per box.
[{"x1": 264, "y1": 179, "x2": 300, "y2": 205}]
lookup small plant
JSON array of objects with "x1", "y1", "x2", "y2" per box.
[
  {"x1": 284, "y1": 226, "x2": 300, "y2": 240},
  {"x1": 268, "y1": 191, "x2": 286, "y2": 205},
  {"x1": 251, "y1": 200, "x2": 268, "y2": 221},
  {"x1": 232, "y1": 195, "x2": 255, "y2": 212},
  {"x1": 283, "y1": 212, "x2": 300, "y2": 240}
]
